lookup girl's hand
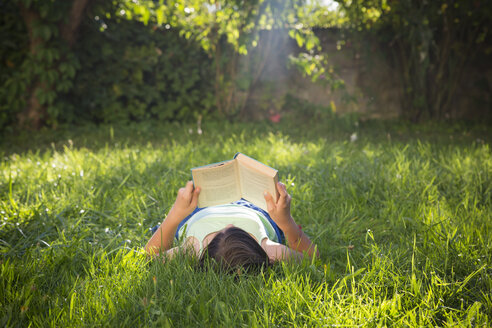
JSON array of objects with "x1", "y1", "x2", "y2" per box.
[
  {"x1": 263, "y1": 182, "x2": 294, "y2": 229},
  {"x1": 145, "y1": 181, "x2": 200, "y2": 255},
  {"x1": 169, "y1": 181, "x2": 200, "y2": 220},
  {"x1": 264, "y1": 182, "x2": 319, "y2": 258}
]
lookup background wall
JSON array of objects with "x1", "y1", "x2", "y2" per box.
[{"x1": 246, "y1": 28, "x2": 492, "y2": 121}]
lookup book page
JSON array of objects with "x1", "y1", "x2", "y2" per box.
[
  {"x1": 238, "y1": 160, "x2": 278, "y2": 211},
  {"x1": 192, "y1": 160, "x2": 240, "y2": 207}
]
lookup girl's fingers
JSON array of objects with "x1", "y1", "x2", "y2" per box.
[
  {"x1": 181, "y1": 181, "x2": 194, "y2": 201},
  {"x1": 263, "y1": 191, "x2": 276, "y2": 212},
  {"x1": 277, "y1": 182, "x2": 287, "y2": 197},
  {"x1": 191, "y1": 187, "x2": 200, "y2": 206},
  {"x1": 277, "y1": 182, "x2": 290, "y2": 203},
  {"x1": 184, "y1": 181, "x2": 194, "y2": 194}
]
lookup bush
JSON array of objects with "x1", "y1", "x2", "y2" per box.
[
  {"x1": 60, "y1": 18, "x2": 214, "y2": 124},
  {"x1": 0, "y1": 1, "x2": 29, "y2": 130}
]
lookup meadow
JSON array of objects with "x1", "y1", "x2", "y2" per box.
[{"x1": 1, "y1": 119, "x2": 491, "y2": 327}]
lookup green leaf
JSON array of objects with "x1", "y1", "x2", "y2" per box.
[
  {"x1": 39, "y1": 4, "x2": 50, "y2": 19},
  {"x1": 295, "y1": 32, "x2": 304, "y2": 47},
  {"x1": 35, "y1": 88, "x2": 46, "y2": 105},
  {"x1": 156, "y1": 8, "x2": 164, "y2": 25},
  {"x1": 67, "y1": 65, "x2": 76, "y2": 78},
  {"x1": 238, "y1": 45, "x2": 248, "y2": 55},
  {"x1": 45, "y1": 49, "x2": 53, "y2": 64},
  {"x1": 46, "y1": 90, "x2": 56, "y2": 104},
  {"x1": 306, "y1": 37, "x2": 314, "y2": 51},
  {"x1": 7, "y1": 83, "x2": 18, "y2": 103},
  {"x1": 48, "y1": 70, "x2": 58, "y2": 84},
  {"x1": 23, "y1": 0, "x2": 33, "y2": 8},
  {"x1": 59, "y1": 62, "x2": 68, "y2": 73},
  {"x1": 52, "y1": 48, "x2": 60, "y2": 61}
]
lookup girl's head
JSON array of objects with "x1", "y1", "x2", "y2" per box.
[{"x1": 199, "y1": 226, "x2": 269, "y2": 272}]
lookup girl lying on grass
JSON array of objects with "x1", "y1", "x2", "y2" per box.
[{"x1": 145, "y1": 181, "x2": 318, "y2": 271}]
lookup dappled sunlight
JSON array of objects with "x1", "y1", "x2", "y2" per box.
[
  {"x1": 1, "y1": 0, "x2": 490, "y2": 322},
  {"x1": 66, "y1": 249, "x2": 149, "y2": 325},
  {"x1": 1, "y1": 121, "x2": 491, "y2": 326},
  {"x1": 251, "y1": 133, "x2": 316, "y2": 168}
]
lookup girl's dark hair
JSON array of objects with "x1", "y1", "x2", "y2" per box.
[{"x1": 199, "y1": 227, "x2": 270, "y2": 273}]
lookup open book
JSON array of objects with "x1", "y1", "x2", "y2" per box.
[{"x1": 191, "y1": 153, "x2": 279, "y2": 211}]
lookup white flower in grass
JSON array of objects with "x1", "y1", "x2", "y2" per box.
[
  {"x1": 396, "y1": 174, "x2": 402, "y2": 179},
  {"x1": 350, "y1": 133, "x2": 357, "y2": 142},
  {"x1": 197, "y1": 115, "x2": 203, "y2": 135}
]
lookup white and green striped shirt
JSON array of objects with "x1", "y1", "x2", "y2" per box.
[{"x1": 177, "y1": 204, "x2": 279, "y2": 252}]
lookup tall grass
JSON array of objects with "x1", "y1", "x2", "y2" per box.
[{"x1": 1, "y1": 119, "x2": 490, "y2": 326}]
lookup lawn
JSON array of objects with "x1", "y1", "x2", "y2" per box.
[{"x1": 1, "y1": 119, "x2": 491, "y2": 327}]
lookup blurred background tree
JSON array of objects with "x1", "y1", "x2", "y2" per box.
[
  {"x1": 1, "y1": 0, "x2": 490, "y2": 131},
  {"x1": 1, "y1": 0, "x2": 93, "y2": 129},
  {"x1": 1, "y1": 0, "x2": 330, "y2": 129}
]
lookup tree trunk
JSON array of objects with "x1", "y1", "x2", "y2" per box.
[
  {"x1": 18, "y1": 4, "x2": 45, "y2": 129},
  {"x1": 60, "y1": 0, "x2": 92, "y2": 47},
  {"x1": 18, "y1": 0, "x2": 93, "y2": 129}
]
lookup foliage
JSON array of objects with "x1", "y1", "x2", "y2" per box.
[
  {"x1": 113, "y1": 0, "x2": 348, "y2": 120},
  {"x1": 1, "y1": 0, "x2": 86, "y2": 129},
  {"x1": 0, "y1": 0, "x2": 80, "y2": 129},
  {"x1": 0, "y1": 0, "x2": 214, "y2": 128},
  {"x1": 1, "y1": 0, "x2": 349, "y2": 129},
  {"x1": 0, "y1": 1, "x2": 27, "y2": 130},
  {"x1": 0, "y1": 120, "x2": 491, "y2": 326},
  {"x1": 335, "y1": 0, "x2": 492, "y2": 121},
  {"x1": 2, "y1": 0, "x2": 491, "y2": 130},
  {"x1": 158, "y1": 0, "x2": 334, "y2": 119},
  {"x1": 287, "y1": 51, "x2": 345, "y2": 88},
  {"x1": 281, "y1": 93, "x2": 336, "y2": 122},
  {"x1": 62, "y1": 15, "x2": 213, "y2": 123},
  {"x1": 300, "y1": 0, "x2": 348, "y2": 28}
]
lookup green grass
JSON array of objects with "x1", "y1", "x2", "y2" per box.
[{"x1": 1, "y1": 119, "x2": 491, "y2": 327}]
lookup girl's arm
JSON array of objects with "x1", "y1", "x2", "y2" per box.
[
  {"x1": 156, "y1": 237, "x2": 201, "y2": 260},
  {"x1": 264, "y1": 182, "x2": 319, "y2": 258},
  {"x1": 145, "y1": 181, "x2": 200, "y2": 256},
  {"x1": 261, "y1": 238, "x2": 303, "y2": 262}
]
